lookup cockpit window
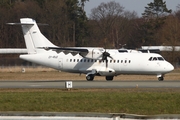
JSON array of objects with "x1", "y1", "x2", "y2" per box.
[
  {"x1": 158, "y1": 57, "x2": 164, "y2": 61},
  {"x1": 149, "y1": 57, "x2": 153, "y2": 61},
  {"x1": 149, "y1": 57, "x2": 164, "y2": 61},
  {"x1": 153, "y1": 57, "x2": 157, "y2": 61}
]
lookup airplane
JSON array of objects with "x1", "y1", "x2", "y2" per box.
[{"x1": 5, "y1": 18, "x2": 174, "y2": 81}]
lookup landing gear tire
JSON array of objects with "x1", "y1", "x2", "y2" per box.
[
  {"x1": 86, "y1": 74, "x2": 94, "y2": 81},
  {"x1": 106, "y1": 76, "x2": 114, "y2": 81},
  {"x1": 158, "y1": 77, "x2": 164, "y2": 81}
]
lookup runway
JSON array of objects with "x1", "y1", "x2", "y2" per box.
[{"x1": 0, "y1": 80, "x2": 179, "y2": 88}]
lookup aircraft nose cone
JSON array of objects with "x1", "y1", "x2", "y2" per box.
[
  {"x1": 169, "y1": 64, "x2": 174, "y2": 71},
  {"x1": 167, "y1": 62, "x2": 174, "y2": 72}
]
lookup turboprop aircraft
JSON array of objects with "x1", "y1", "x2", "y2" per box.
[{"x1": 6, "y1": 18, "x2": 174, "y2": 81}]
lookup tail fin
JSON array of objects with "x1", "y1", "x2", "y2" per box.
[
  {"x1": 9, "y1": 18, "x2": 56, "y2": 54},
  {"x1": 20, "y1": 18, "x2": 56, "y2": 54}
]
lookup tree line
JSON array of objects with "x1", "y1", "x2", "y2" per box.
[
  {"x1": 0, "y1": 0, "x2": 89, "y2": 47},
  {"x1": 0, "y1": 0, "x2": 180, "y2": 65}
]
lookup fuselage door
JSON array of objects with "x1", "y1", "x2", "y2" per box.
[{"x1": 58, "y1": 58, "x2": 63, "y2": 69}]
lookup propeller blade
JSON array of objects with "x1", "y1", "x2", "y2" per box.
[
  {"x1": 106, "y1": 59, "x2": 108, "y2": 68},
  {"x1": 108, "y1": 55, "x2": 113, "y2": 59},
  {"x1": 101, "y1": 50, "x2": 113, "y2": 68}
]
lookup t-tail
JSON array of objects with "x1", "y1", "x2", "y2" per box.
[{"x1": 8, "y1": 18, "x2": 56, "y2": 54}]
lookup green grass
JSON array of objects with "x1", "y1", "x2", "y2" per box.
[{"x1": 0, "y1": 88, "x2": 180, "y2": 115}]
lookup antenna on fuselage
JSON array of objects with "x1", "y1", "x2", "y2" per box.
[{"x1": 119, "y1": 44, "x2": 126, "y2": 49}]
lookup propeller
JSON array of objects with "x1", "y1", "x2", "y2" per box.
[
  {"x1": 101, "y1": 38, "x2": 113, "y2": 67},
  {"x1": 101, "y1": 50, "x2": 113, "y2": 67}
]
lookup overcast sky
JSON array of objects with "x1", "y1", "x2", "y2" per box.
[{"x1": 84, "y1": 0, "x2": 180, "y2": 17}]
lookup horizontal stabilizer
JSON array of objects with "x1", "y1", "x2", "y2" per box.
[
  {"x1": 7, "y1": 23, "x2": 34, "y2": 25},
  {"x1": 7, "y1": 23, "x2": 48, "y2": 26},
  {"x1": 0, "y1": 48, "x2": 27, "y2": 54}
]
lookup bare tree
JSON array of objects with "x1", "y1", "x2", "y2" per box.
[
  {"x1": 175, "y1": 4, "x2": 180, "y2": 20},
  {"x1": 157, "y1": 15, "x2": 180, "y2": 65},
  {"x1": 158, "y1": 15, "x2": 180, "y2": 46},
  {"x1": 90, "y1": 1, "x2": 124, "y2": 48},
  {"x1": 113, "y1": 11, "x2": 138, "y2": 48}
]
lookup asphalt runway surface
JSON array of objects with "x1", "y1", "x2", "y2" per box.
[{"x1": 0, "y1": 80, "x2": 179, "y2": 89}]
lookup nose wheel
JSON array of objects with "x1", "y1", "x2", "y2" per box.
[{"x1": 158, "y1": 77, "x2": 164, "y2": 81}]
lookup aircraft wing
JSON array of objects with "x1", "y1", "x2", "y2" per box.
[
  {"x1": 138, "y1": 49, "x2": 160, "y2": 53},
  {"x1": 48, "y1": 47, "x2": 88, "y2": 52},
  {"x1": 46, "y1": 47, "x2": 89, "y2": 56},
  {"x1": 45, "y1": 47, "x2": 105, "y2": 59}
]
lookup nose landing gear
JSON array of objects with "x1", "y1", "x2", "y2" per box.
[
  {"x1": 158, "y1": 77, "x2": 164, "y2": 81},
  {"x1": 157, "y1": 74, "x2": 164, "y2": 81}
]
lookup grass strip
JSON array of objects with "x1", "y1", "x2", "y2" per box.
[{"x1": 0, "y1": 88, "x2": 180, "y2": 115}]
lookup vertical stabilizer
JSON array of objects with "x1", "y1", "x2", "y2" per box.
[{"x1": 20, "y1": 18, "x2": 56, "y2": 54}]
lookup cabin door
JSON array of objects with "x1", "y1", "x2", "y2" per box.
[{"x1": 58, "y1": 58, "x2": 63, "y2": 69}]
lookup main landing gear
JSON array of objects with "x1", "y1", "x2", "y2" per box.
[
  {"x1": 106, "y1": 76, "x2": 114, "y2": 81},
  {"x1": 86, "y1": 74, "x2": 114, "y2": 81},
  {"x1": 86, "y1": 74, "x2": 94, "y2": 81}
]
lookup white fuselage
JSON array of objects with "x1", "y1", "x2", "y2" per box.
[{"x1": 20, "y1": 49, "x2": 174, "y2": 77}]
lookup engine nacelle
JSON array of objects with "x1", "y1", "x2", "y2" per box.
[{"x1": 79, "y1": 48, "x2": 104, "y2": 60}]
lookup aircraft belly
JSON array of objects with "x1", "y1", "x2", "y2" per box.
[
  {"x1": 77, "y1": 61, "x2": 117, "y2": 75},
  {"x1": 118, "y1": 61, "x2": 167, "y2": 75}
]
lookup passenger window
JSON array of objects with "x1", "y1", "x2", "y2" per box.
[
  {"x1": 125, "y1": 60, "x2": 127, "y2": 63},
  {"x1": 91, "y1": 59, "x2": 94, "y2": 62},
  {"x1": 70, "y1": 59, "x2": 72, "y2": 62},
  {"x1": 74, "y1": 59, "x2": 76, "y2": 62},
  {"x1": 129, "y1": 60, "x2": 131, "y2": 63},
  {"x1": 121, "y1": 60, "x2": 123, "y2": 63},
  {"x1": 117, "y1": 60, "x2": 119, "y2": 63},
  {"x1": 80, "y1": 59, "x2": 83, "y2": 62},
  {"x1": 84, "y1": 59, "x2": 86, "y2": 62},
  {"x1": 114, "y1": 60, "x2": 116, "y2": 63},
  {"x1": 77, "y1": 59, "x2": 79, "y2": 62}
]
